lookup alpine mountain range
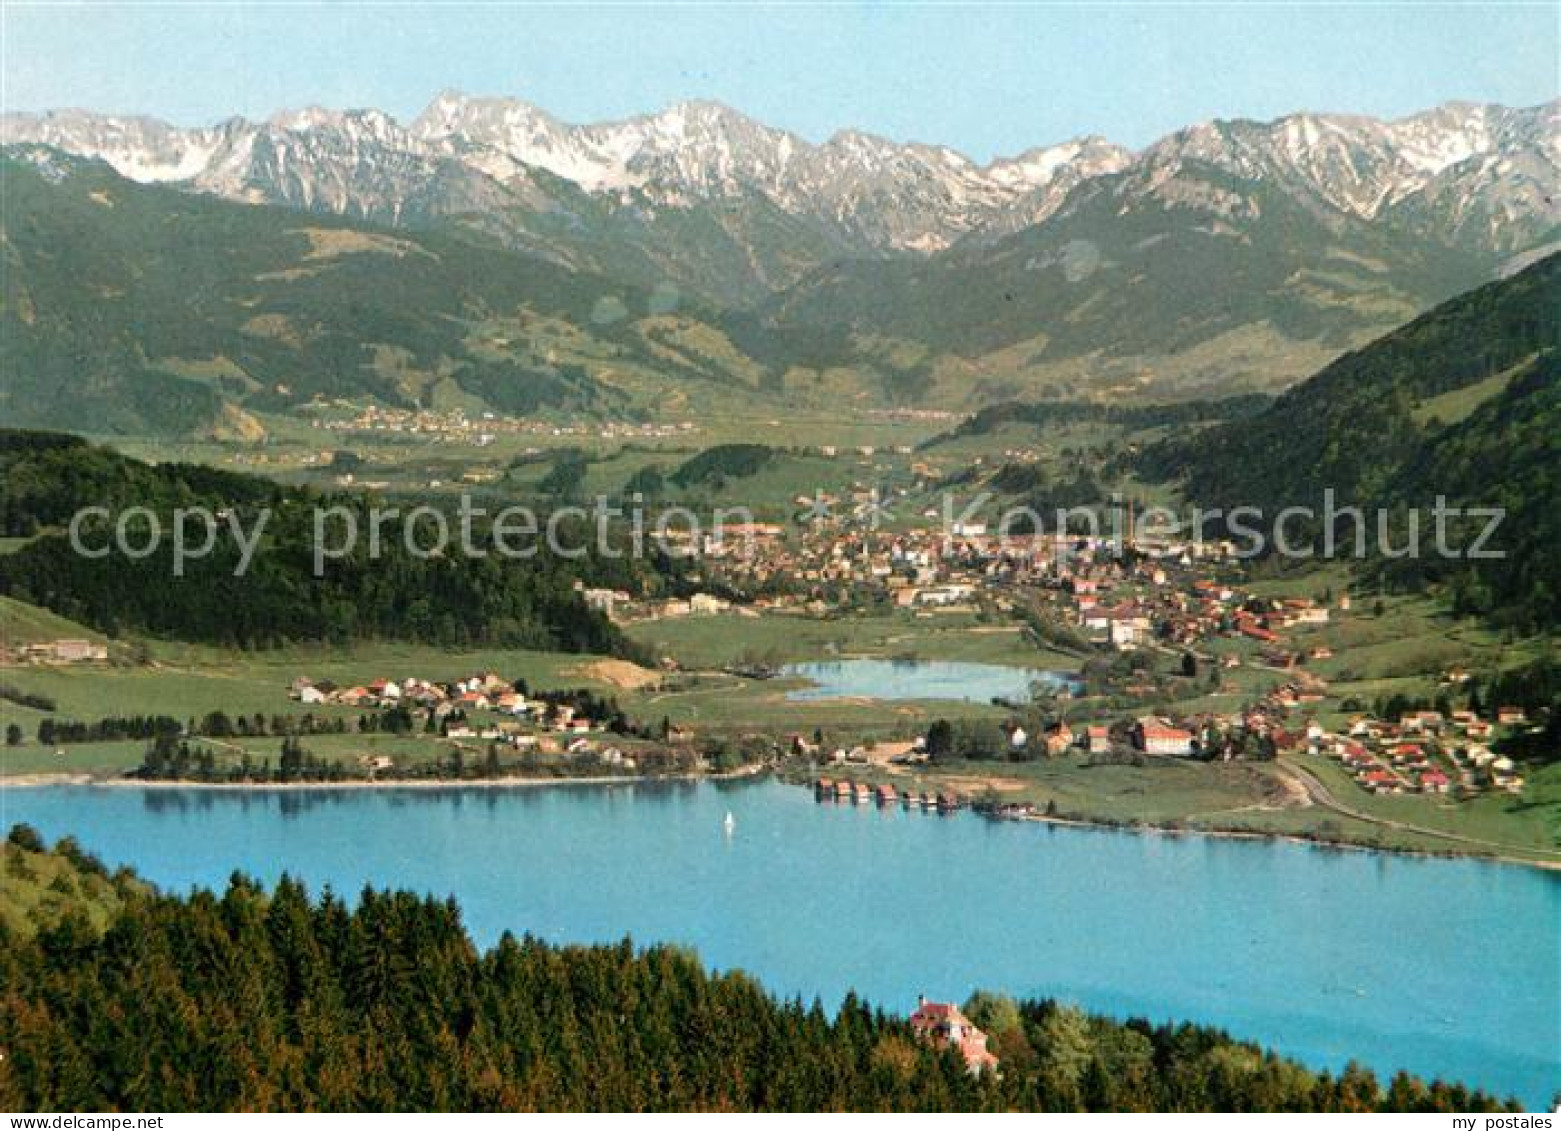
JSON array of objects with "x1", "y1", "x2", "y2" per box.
[{"x1": 2, "y1": 92, "x2": 1557, "y2": 432}]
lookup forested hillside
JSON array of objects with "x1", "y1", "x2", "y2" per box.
[
  {"x1": 0, "y1": 430, "x2": 280, "y2": 536},
  {"x1": 671, "y1": 443, "x2": 778, "y2": 487},
  {"x1": 0, "y1": 828, "x2": 1517, "y2": 1113},
  {"x1": 1139, "y1": 253, "x2": 1560, "y2": 630},
  {"x1": 0, "y1": 431, "x2": 642, "y2": 653},
  {"x1": 1381, "y1": 355, "x2": 1560, "y2": 624},
  {"x1": 925, "y1": 394, "x2": 1273, "y2": 447}
]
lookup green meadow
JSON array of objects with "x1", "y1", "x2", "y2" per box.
[{"x1": 626, "y1": 608, "x2": 1078, "y2": 669}]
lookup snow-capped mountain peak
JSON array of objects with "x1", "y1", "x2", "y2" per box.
[
  {"x1": 2, "y1": 93, "x2": 1554, "y2": 274},
  {"x1": 1132, "y1": 100, "x2": 1557, "y2": 223}
]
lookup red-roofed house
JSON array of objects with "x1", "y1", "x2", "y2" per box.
[
  {"x1": 1362, "y1": 769, "x2": 1402, "y2": 794},
  {"x1": 1136, "y1": 718, "x2": 1194, "y2": 757},
  {"x1": 1391, "y1": 743, "x2": 1427, "y2": 767},
  {"x1": 909, "y1": 997, "x2": 999, "y2": 1076}
]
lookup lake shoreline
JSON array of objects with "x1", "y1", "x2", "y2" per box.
[
  {"x1": 787, "y1": 774, "x2": 1561, "y2": 873},
  {"x1": 5, "y1": 767, "x2": 1556, "y2": 872},
  {"x1": 1008, "y1": 806, "x2": 1561, "y2": 873},
  {"x1": 0, "y1": 765, "x2": 766, "y2": 792}
]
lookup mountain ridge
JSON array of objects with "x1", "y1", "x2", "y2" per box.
[
  {"x1": 5, "y1": 94, "x2": 1552, "y2": 290},
  {"x1": 3, "y1": 94, "x2": 1556, "y2": 424}
]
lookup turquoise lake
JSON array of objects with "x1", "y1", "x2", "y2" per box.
[
  {"x1": 783, "y1": 659, "x2": 1078, "y2": 702},
  {"x1": 3, "y1": 779, "x2": 1556, "y2": 1107}
]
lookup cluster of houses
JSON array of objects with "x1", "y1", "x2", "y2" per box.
[
  {"x1": 292, "y1": 671, "x2": 527, "y2": 714},
  {"x1": 1065, "y1": 562, "x2": 1338, "y2": 658},
  {"x1": 287, "y1": 672, "x2": 631, "y2": 762},
  {"x1": 1314, "y1": 707, "x2": 1528, "y2": 796},
  {"x1": 803, "y1": 719, "x2": 1191, "y2": 764},
  {"x1": 654, "y1": 515, "x2": 1323, "y2": 660},
  {"x1": 998, "y1": 717, "x2": 1180, "y2": 758},
  {"x1": 974, "y1": 692, "x2": 1530, "y2": 799},
  {"x1": 2, "y1": 638, "x2": 108, "y2": 665},
  {"x1": 1017, "y1": 694, "x2": 1314, "y2": 766},
  {"x1": 319, "y1": 403, "x2": 696, "y2": 446},
  {"x1": 1026, "y1": 715, "x2": 1274, "y2": 761},
  {"x1": 652, "y1": 524, "x2": 1073, "y2": 618},
  {"x1": 582, "y1": 586, "x2": 744, "y2": 623},
  {"x1": 577, "y1": 506, "x2": 1303, "y2": 645}
]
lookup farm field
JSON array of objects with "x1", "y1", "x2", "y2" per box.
[{"x1": 626, "y1": 608, "x2": 1079, "y2": 670}]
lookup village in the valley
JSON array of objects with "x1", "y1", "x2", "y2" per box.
[
  {"x1": 1, "y1": 428, "x2": 1547, "y2": 858},
  {"x1": 178, "y1": 504, "x2": 1534, "y2": 824}
]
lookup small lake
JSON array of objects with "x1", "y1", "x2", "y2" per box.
[
  {"x1": 783, "y1": 659, "x2": 1077, "y2": 702},
  {"x1": 3, "y1": 779, "x2": 1556, "y2": 1107}
]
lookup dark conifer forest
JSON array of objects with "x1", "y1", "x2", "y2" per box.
[{"x1": 0, "y1": 431, "x2": 643, "y2": 655}]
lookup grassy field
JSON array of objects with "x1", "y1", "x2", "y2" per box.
[
  {"x1": 1, "y1": 640, "x2": 605, "y2": 724},
  {"x1": 3, "y1": 740, "x2": 152, "y2": 778},
  {"x1": 627, "y1": 608, "x2": 1078, "y2": 670},
  {"x1": 874, "y1": 753, "x2": 1297, "y2": 825},
  {"x1": 817, "y1": 750, "x2": 1561, "y2": 865},
  {"x1": 1, "y1": 608, "x2": 1065, "y2": 776},
  {"x1": 0, "y1": 729, "x2": 636, "y2": 781},
  {"x1": 0, "y1": 595, "x2": 110, "y2": 647},
  {"x1": 2, "y1": 734, "x2": 439, "y2": 778}
]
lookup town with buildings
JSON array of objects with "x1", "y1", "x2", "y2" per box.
[{"x1": 571, "y1": 514, "x2": 1537, "y2": 809}]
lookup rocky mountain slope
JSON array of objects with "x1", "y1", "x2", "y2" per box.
[{"x1": 762, "y1": 101, "x2": 1559, "y2": 390}]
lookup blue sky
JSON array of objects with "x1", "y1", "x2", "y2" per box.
[{"x1": 2, "y1": 3, "x2": 1555, "y2": 159}]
